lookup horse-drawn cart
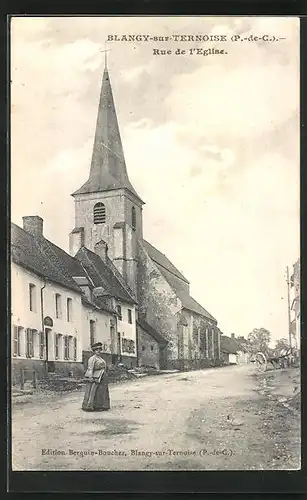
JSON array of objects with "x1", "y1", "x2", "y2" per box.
[{"x1": 254, "y1": 347, "x2": 298, "y2": 372}]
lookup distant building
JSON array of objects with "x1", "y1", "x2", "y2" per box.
[{"x1": 221, "y1": 333, "x2": 249, "y2": 365}]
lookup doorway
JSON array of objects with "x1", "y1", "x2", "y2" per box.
[
  {"x1": 159, "y1": 345, "x2": 167, "y2": 370},
  {"x1": 45, "y1": 328, "x2": 55, "y2": 372}
]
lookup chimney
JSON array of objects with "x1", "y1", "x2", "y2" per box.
[
  {"x1": 231, "y1": 333, "x2": 235, "y2": 339},
  {"x1": 22, "y1": 216, "x2": 43, "y2": 237},
  {"x1": 94, "y1": 239, "x2": 108, "y2": 262},
  {"x1": 69, "y1": 227, "x2": 84, "y2": 256}
]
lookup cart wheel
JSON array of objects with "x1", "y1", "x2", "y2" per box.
[{"x1": 255, "y1": 352, "x2": 267, "y2": 372}]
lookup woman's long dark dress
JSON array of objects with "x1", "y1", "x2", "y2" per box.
[{"x1": 82, "y1": 354, "x2": 110, "y2": 412}]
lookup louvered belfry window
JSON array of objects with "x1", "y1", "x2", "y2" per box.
[{"x1": 93, "y1": 202, "x2": 106, "y2": 224}]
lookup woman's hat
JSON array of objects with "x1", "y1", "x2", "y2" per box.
[{"x1": 91, "y1": 342, "x2": 103, "y2": 350}]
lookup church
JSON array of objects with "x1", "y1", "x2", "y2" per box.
[
  {"x1": 68, "y1": 61, "x2": 222, "y2": 371},
  {"x1": 11, "y1": 61, "x2": 222, "y2": 381}
]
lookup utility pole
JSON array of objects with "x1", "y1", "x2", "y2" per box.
[{"x1": 286, "y1": 266, "x2": 292, "y2": 349}]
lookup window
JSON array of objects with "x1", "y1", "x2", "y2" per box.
[
  {"x1": 90, "y1": 320, "x2": 96, "y2": 346},
  {"x1": 122, "y1": 338, "x2": 135, "y2": 354},
  {"x1": 67, "y1": 298, "x2": 73, "y2": 322},
  {"x1": 64, "y1": 336, "x2": 69, "y2": 360},
  {"x1": 55, "y1": 293, "x2": 62, "y2": 319},
  {"x1": 29, "y1": 283, "x2": 36, "y2": 312},
  {"x1": 151, "y1": 345, "x2": 154, "y2": 351},
  {"x1": 13, "y1": 326, "x2": 21, "y2": 357},
  {"x1": 55, "y1": 334, "x2": 61, "y2": 360},
  {"x1": 68, "y1": 336, "x2": 74, "y2": 360},
  {"x1": 73, "y1": 337, "x2": 77, "y2": 361},
  {"x1": 94, "y1": 202, "x2": 106, "y2": 224},
  {"x1": 26, "y1": 328, "x2": 34, "y2": 358},
  {"x1": 132, "y1": 206, "x2": 136, "y2": 231},
  {"x1": 142, "y1": 345, "x2": 145, "y2": 351},
  {"x1": 127, "y1": 309, "x2": 132, "y2": 324},
  {"x1": 116, "y1": 305, "x2": 122, "y2": 321},
  {"x1": 39, "y1": 331, "x2": 45, "y2": 359}
]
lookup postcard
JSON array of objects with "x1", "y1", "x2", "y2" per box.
[{"x1": 10, "y1": 16, "x2": 300, "y2": 472}]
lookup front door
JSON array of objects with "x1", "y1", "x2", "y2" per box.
[{"x1": 45, "y1": 328, "x2": 55, "y2": 372}]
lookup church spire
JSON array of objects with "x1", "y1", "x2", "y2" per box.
[{"x1": 73, "y1": 61, "x2": 143, "y2": 203}]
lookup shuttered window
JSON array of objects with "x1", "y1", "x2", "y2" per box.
[
  {"x1": 93, "y1": 202, "x2": 106, "y2": 224},
  {"x1": 39, "y1": 331, "x2": 45, "y2": 359},
  {"x1": 64, "y1": 335, "x2": 69, "y2": 360},
  {"x1": 73, "y1": 337, "x2": 77, "y2": 361},
  {"x1": 13, "y1": 326, "x2": 21, "y2": 357},
  {"x1": 26, "y1": 329, "x2": 34, "y2": 358},
  {"x1": 55, "y1": 334, "x2": 61, "y2": 360}
]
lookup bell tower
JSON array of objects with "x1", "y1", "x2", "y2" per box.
[{"x1": 69, "y1": 59, "x2": 144, "y2": 296}]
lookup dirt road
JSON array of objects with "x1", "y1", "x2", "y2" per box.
[{"x1": 11, "y1": 364, "x2": 300, "y2": 471}]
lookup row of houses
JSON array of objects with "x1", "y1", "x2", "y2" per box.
[{"x1": 11, "y1": 216, "x2": 230, "y2": 383}]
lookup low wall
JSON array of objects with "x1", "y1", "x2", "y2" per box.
[{"x1": 11, "y1": 358, "x2": 84, "y2": 385}]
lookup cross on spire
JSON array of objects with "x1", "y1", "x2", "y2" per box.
[{"x1": 101, "y1": 42, "x2": 111, "y2": 69}]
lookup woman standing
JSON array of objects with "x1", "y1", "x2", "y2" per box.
[{"x1": 82, "y1": 342, "x2": 110, "y2": 412}]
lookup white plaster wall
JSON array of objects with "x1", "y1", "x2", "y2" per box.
[
  {"x1": 116, "y1": 301, "x2": 137, "y2": 357},
  {"x1": 229, "y1": 353, "x2": 237, "y2": 364},
  {"x1": 82, "y1": 306, "x2": 114, "y2": 353},
  {"x1": 11, "y1": 262, "x2": 83, "y2": 362}
]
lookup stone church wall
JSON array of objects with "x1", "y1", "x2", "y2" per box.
[{"x1": 137, "y1": 241, "x2": 182, "y2": 368}]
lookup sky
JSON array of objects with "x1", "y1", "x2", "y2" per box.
[{"x1": 11, "y1": 16, "x2": 300, "y2": 343}]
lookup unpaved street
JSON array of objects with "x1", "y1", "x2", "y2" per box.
[{"x1": 12, "y1": 365, "x2": 300, "y2": 471}]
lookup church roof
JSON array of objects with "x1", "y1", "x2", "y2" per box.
[
  {"x1": 75, "y1": 246, "x2": 137, "y2": 305},
  {"x1": 72, "y1": 68, "x2": 143, "y2": 204},
  {"x1": 11, "y1": 223, "x2": 82, "y2": 293},
  {"x1": 142, "y1": 240, "x2": 189, "y2": 284},
  {"x1": 142, "y1": 239, "x2": 216, "y2": 322},
  {"x1": 176, "y1": 291, "x2": 217, "y2": 322}
]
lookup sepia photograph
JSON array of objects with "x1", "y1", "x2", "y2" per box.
[{"x1": 10, "y1": 16, "x2": 300, "y2": 471}]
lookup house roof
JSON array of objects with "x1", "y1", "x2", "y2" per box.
[
  {"x1": 221, "y1": 335, "x2": 242, "y2": 354},
  {"x1": 11, "y1": 223, "x2": 82, "y2": 293},
  {"x1": 137, "y1": 318, "x2": 168, "y2": 345},
  {"x1": 81, "y1": 295, "x2": 116, "y2": 315},
  {"x1": 142, "y1": 240, "x2": 189, "y2": 284},
  {"x1": 75, "y1": 246, "x2": 137, "y2": 304}
]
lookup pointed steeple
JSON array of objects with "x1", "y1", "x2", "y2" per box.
[{"x1": 73, "y1": 65, "x2": 143, "y2": 203}]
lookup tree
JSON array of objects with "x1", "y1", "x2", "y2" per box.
[
  {"x1": 247, "y1": 328, "x2": 271, "y2": 354},
  {"x1": 275, "y1": 338, "x2": 290, "y2": 355}
]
